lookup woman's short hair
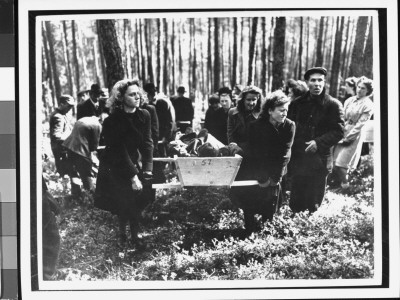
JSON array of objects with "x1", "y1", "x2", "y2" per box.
[
  {"x1": 218, "y1": 87, "x2": 232, "y2": 98},
  {"x1": 208, "y1": 94, "x2": 220, "y2": 104},
  {"x1": 261, "y1": 90, "x2": 290, "y2": 118},
  {"x1": 285, "y1": 79, "x2": 308, "y2": 98},
  {"x1": 357, "y1": 76, "x2": 374, "y2": 96},
  {"x1": 106, "y1": 79, "x2": 145, "y2": 113},
  {"x1": 236, "y1": 85, "x2": 263, "y2": 113},
  {"x1": 345, "y1": 76, "x2": 358, "y2": 94}
]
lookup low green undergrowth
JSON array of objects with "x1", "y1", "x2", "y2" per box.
[{"x1": 44, "y1": 154, "x2": 375, "y2": 281}]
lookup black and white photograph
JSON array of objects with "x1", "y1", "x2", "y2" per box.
[{"x1": 17, "y1": 0, "x2": 399, "y2": 299}]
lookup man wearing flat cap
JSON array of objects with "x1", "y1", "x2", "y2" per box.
[
  {"x1": 288, "y1": 67, "x2": 345, "y2": 213},
  {"x1": 49, "y1": 95, "x2": 76, "y2": 184},
  {"x1": 77, "y1": 83, "x2": 105, "y2": 120}
]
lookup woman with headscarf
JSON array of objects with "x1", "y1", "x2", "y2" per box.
[
  {"x1": 227, "y1": 85, "x2": 263, "y2": 234},
  {"x1": 95, "y1": 79, "x2": 153, "y2": 246}
]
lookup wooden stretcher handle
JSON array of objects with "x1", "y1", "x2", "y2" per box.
[
  {"x1": 153, "y1": 157, "x2": 176, "y2": 162},
  {"x1": 231, "y1": 180, "x2": 259, "y2": 186},
  {"x1": 152, "y1": 180, "x2": 259, "y2": 189}
]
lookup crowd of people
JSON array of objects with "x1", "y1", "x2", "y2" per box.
[{"x1": 43, "y1": 66, "x2": 374, "y2": 279}]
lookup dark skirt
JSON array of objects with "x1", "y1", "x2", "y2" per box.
[{"x1": 94, "y1": 162, "x2": 152, "y2": 220}]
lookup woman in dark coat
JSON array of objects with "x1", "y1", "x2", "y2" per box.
[
  {"x1": 248, "y1": 90, "x2": 296, "y2": 223},
  {"x1": 227, "y1": 86, "x2": 263, "y2": 234},
  {"x1": 95, "y1": 79, "x2": 153, "y2": 246}
]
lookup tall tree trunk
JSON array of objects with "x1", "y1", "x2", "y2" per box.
[
  {"x1": 171, "y1": 20, "x2": 176, "y2": 93},
  {"x1": 62, "y1": 21, "x2": 74, "y2": 95},
  {"x1": 77, "y1": 25, "x2": 89, "y2": 90},
  {"x1": 267, "y1": 18, "x2": 274, "y2": 93},
  {"x1": 325, "y1": 18, "x2": 335, "y2": 72},
  {"x1": 315, "y1": 17, "x2": 325, "y2": 67},
  {"x1": 97, "y1": 20, "x2": 125, "y2": 91},
  {"x1": 330, "y1": 17, "x2": 344, "y2": 98},
  {"x1": 247, "y1": 17, "x2": 258, "y2": 85},
  {"x1": 341, "y1": 17, "x2": 351, "y2": 79},
  {"x1": 163, "y1": 19, "x2": 169, "y2": 94},
  {"x1": 345, "y1": 19, "x2": 357, "y2": 79},
  {"x1": 271, "y1": 17, "x2": 286, "y2": 91},
  {"x1": 45, "y1": 21, "x2": 62, "y2": 103},
  {"x1": 188, "y1": 19, "x2": 193, "y2": 93},
  {"x1": 135, "y1": 20, "x2": 141, "y2": 80},
  {"x1": 178, "y1": 21, "x2": 183, "y2": 86},
  {"x1": 199, "y1": 19, "x2": 205, "y2": 98},
  {"x1": 220, "y1": 20, "x2": 225, "y2": 87},
  {"x1": 240, "y1": 18, "x2": 244, "y2": 85},
  {"x1": 349, "y1": 16, "x2": 369, "y2": 77},
  {"x1": 191, "y1": 19, "x2": 197, "y2": 93},
  {"x1": 123, "y1": 20, "x2": 132, "y2": 79},
  {"x1": 290, "y1": 37, "x2": 297, "y2": 78},
  {"x1": 71, "y1": 20, "x2": 81, "y2": 93},
  {"x1": 213, "y1": 18, "x2": 220, "y2": 91},
  {"x1": 139, "y1": 20, "x2": 146, "y2": 82},
  {"x1": 305, "y1": 17, "x2": 310, "y2": 71},
  {"x1": 231, "y1": 17, "x2": 238, "y2": 89},
  {"x1": 321, "y1": 17, "x2": 329, "y2": 67},
  {"x1": 94, "y1": 22, "x2": 107, "y2": 87},
  {"x1": 207, "y1": 18, "x2": 212, "y2": 92},
  {"x1": 298, "y1": 17, "x2": 303, "y2": 79},
  {"x1": 260, "y1": 17, "x2": 267, "y2": 96},
  {"x1": 228, "y1": 18, "x2": 232, "y2": 87},
  {"x1": 92, "y1": 34, "x2": 101, "y2": 86},
  {"x1": 145, "y1": 20, "x2": 154, "y2": 84},
  {"x1": 363, "y1": 18, "x2": 373, "y2": 78},
  {"x1": 42, "y1": 24, "x2": 56, "y2": 108},
  {"x1": 156, "y1": 19, "x2": 161, "y2": 88}
]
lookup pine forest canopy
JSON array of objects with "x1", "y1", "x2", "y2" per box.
[{"x1": 41, "y1": 15, "x2": 373, "y2": 118}]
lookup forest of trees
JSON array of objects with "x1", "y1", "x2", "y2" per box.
[{"x1": 41, "y1": 15, "x2": 374, "y2": 117}]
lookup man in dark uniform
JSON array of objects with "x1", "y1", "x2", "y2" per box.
[
  {"x1": 171, "y1": 86, "x2": 194, "y2": 133},
  {"x1": 77, "y1": 83, "x2": 105, "y2": 120},
  {"x1": 288, "y1": 67, "x2": 344, "y2": 213}
]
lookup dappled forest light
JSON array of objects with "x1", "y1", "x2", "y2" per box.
[{"x1": 41, "y1": 15, "x2": 373, "y2": 118}]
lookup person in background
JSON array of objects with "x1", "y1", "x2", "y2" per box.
[
  {"x1": 172, "y1": 86, "x2": 194, "y2": 133},
  {"x1": 49, "y1": 95, "x2": 78, "y2": 193},
  {"x1": 140, "y1": 90, "x2": 159, "y2": 156},
  {"x1": 95, "y1": 79, "x2": 153, "y2": 247},
  {"x1": 232, "y1": 84, "x2": 243, "y2": 107},
  {"x1": 288, "y1": 67, "x2": 344, "y2": 214},
  {"x1": 144, "y1": 83, "x2": 176, "y2": 157},
  {"x1": 62, "y1": 115, "x2": 102, "y2": 195},
  {"x1": 285, "y1": 79, "x2": 308, "y2": 102},
  {"x1": 343, "y1": 77, "x2": 358, "y2": 101},
  {"x1": 227, "y1": 85, "x2": 262, "y2": 234},
  {"x1": 77, "y1": 83, "x2": 106, "y2": 120},
  {"x1": 77, "y1": 89, "x2": 90, "y2": 104},
  {"x1": 139, "y1": 86, "x2": 165, "y2": 203},
  {"x1": 248, "y1": 90, "x2": 295, "y2": 226},
  {"x1": 219, "y1": 86, "x2": 234, "y2": 113},
  {"x1": 342, "y1": 76, "x2": 372, "y2": 164},
  {"x1": 282, "y1": 79, "x2": 308, "y2": 196},
  {"x1": 204, "y1": 94, "x2": 228, "y2": 145},
  {"x1": 227, "y1": 85, "x2": 262, "y2": 154},
  {"x1": 332, "y1": 76, "x2": 374, "y2": 189}
]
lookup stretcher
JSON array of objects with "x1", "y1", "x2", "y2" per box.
[{"x1": 152, "y1": 155, "x2": 258, "y2": 189}]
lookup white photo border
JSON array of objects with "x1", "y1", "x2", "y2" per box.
[{"x1": 18, "y1": 0, "x2": 399, "y2": 299}]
